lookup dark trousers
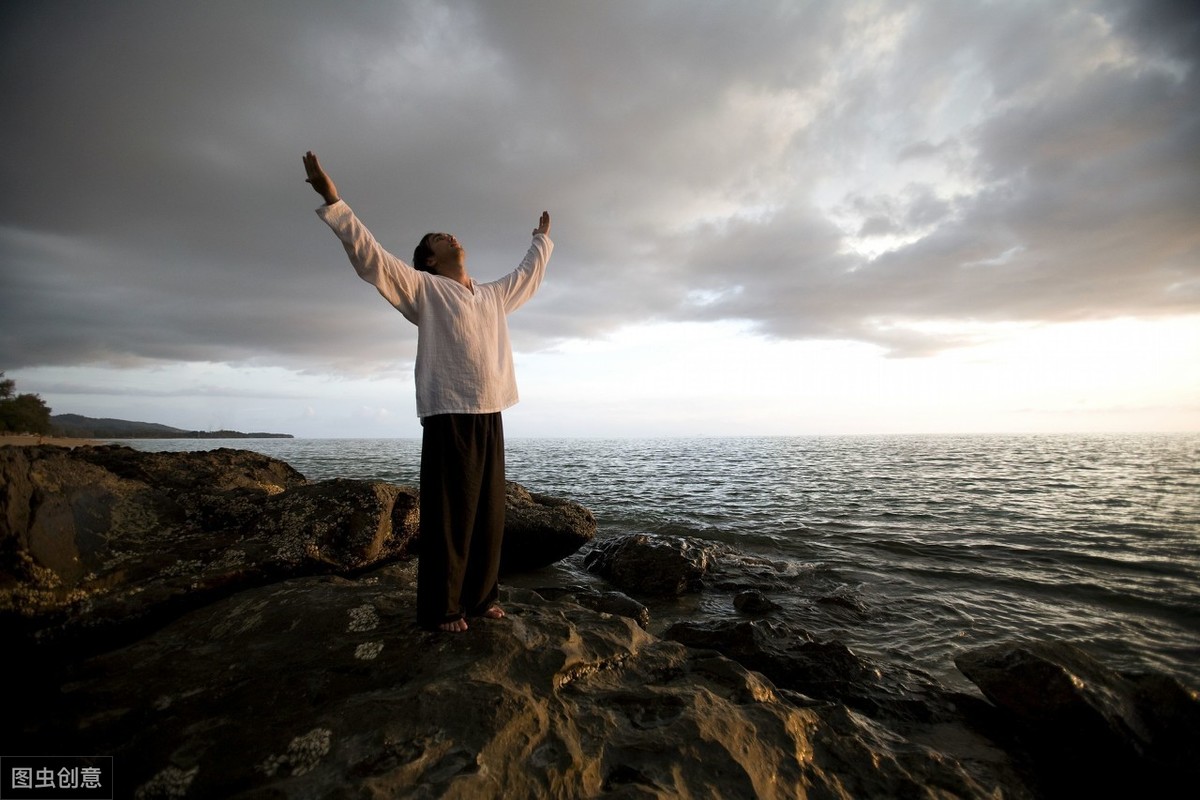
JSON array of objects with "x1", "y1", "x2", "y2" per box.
[{"x1": 417, "y1": 412, "x2": 506, "y2": 628}]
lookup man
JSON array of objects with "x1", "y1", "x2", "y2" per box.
[{"x1": 303, "y1": 151, "x2": 552, "y2": 633}]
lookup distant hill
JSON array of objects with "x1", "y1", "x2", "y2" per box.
[{"x1": 51, "y1": 414, "x2": 294, "y2": 440}]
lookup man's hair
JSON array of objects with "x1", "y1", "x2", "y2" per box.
[{"x1": 413, "y1": 233, "x2": 438, "y2": 274}]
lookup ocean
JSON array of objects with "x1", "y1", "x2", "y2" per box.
[{"x1": 120, "y1": 434, "x2": 1200, "y2": 691}]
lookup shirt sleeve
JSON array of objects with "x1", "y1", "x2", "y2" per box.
[
  {"x1": 316, "y1": 200, "x2": 423, "y2": 322},
  {"x1": 491, "y1": 233, "x2": 553, "y2": 314}
]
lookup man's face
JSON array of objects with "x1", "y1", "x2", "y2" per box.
[{"x1": 427, "y1": 233, "x2": 465, "y2": 268}]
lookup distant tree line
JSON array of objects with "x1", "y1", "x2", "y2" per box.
[
  {"x1": 1, "y1": 375, "x2": 293, "y2": 439},
  {"x1": 0, "y1": 372, "x2": 53, "y2": 435}
]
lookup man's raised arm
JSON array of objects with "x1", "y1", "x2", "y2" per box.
[
  {"x1": 496, "y1": 211, "x2": 553, "y2": 312},
  {"x1": 304, "y1": 150, "x2": 423, "y2": 318}
]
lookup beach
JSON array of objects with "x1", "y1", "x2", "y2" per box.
[{"x1": 0, "y1": 433, "x2": 99, "y2": 448}]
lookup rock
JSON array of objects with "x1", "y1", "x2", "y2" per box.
[
  {"x1": 578, "y1": 589, "x2": 651, "y2": 629},
  {"x1": 955, "y1": 640, "x2": 1200, "y2": 796},
  {"x1": 665, "y1": 619, "x2": 880, "y2": 701},
  {"x1": 663, "y1": 618, "x2": 1034, "y2": 793},
  {"x1": 71, "y1": 443, "x2": 306, "y2": 496},
  {"x1": 662, "y1": 618, "x2": 1001, "y2": 732},
  {"x1": 500, "y1": 482, "x2": 596, "y2": 573},
  {"x1": 734, "y1": 589, "x2": 780, "y2": 614},
  {"x1": 13, "y1": 563, "x2": 1025, "y2": 799},
  {"x1": 0, "y1": 445, "x2": 584, "y2": 652},
  {"x1": 817, "y1": 590, "x2": 869, "y2": 617},
  {"x1": 582, "y1": 532, "x2": 717, "y2": 597},
  {"x1": 1124, "y1": 670, "x2": 1200, "y2": 767},
  {"x1": 0, "y1": 445, "x2": 414, "y2": 648},
  {"x1": 1, "y1": 444, "x2": 305, "y2": 585},
  {"x1": 253, "y1": 478, "x2": 421, "y2": 567},
  {"x1": 531, "y1": 585, "x2": 651, "y2": 629}
]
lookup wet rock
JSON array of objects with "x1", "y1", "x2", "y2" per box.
[
  {"x1": 817, "y1": 590, "x2": 869, "y2": 617},
  {"x1": 956, "y1": 640, "x2": 1200, "y2": 796},
  {"x1": 582, "y1": 532, "x2": 717, "y2": 597},
  {"x1": 664, "y1": 618, "x2": 879, "y2": 700},
  {"x1": 532, "y1": 585, "x2": 651, "y2": 629},
  {"x1": 663, "y1": 618, "x2": 992, "y2": 729},
  {"x1": 500, "y1": 482, "x2": 596, "y2": 573},
  {"x1": 734, "y1": 589, "x2": 780, "y2": 614}
]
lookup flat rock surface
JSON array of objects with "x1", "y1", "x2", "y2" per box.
[{"x1": 14, "y1": 563, "x2": 1020, "y2": 800}]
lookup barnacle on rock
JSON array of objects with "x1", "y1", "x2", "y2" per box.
[
  {"x1": 258, "y1": 727, "x2": 333, "y2": 777},
  {"x1": 355, "y1": 641, "x2": 384, "y2": 660},
  {"x1": 134, "y1": 765, "x2": 199, "y2": 799},
  {"x1": 347, "y1": 603, "x2": 380, "y2": 632}
]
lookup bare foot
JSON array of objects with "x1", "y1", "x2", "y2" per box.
[
  {"x1": 483, "y1": 605, "x2": 505, "y2": 619},
  {"x1": 438, "y1": 618, "x2": 468, "y2": 633}
]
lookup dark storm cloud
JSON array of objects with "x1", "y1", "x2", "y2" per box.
[{"x1": 1, "y1": 0, "x2": 1196, "y2": 373}]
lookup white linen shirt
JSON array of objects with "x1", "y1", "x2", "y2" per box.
[{"x1": 317, "y1": 200, "x2": 553, "y2": 418}]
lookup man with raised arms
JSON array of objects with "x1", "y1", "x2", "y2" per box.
[{"x1": 303, "y1": 151, "x2": 553, "y2": 633}]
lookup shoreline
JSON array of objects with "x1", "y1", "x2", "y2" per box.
[{"x1": 0, "y1": 433, "x2": 101, "y2": 448}]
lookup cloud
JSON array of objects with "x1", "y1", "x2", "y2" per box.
[{"x1": 1, "y1": 0, "x2": 1196, "y2": 375}]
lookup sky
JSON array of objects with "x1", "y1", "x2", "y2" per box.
[{"x1": 2, "y1": 0, "x2": 1198, "y2": 438}]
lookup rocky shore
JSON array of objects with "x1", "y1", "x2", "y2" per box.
[{"x1": 2, "y1": 444, "x2": 1196, "y2": 799}]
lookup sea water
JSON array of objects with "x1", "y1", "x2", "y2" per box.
[{"x1": 120, "y1": 434, "x2": 1200, "y2": 689}]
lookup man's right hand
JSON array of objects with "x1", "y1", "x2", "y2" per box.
[{"x1": 303, "y1": 151, "x2": 339, "y2": 205}]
